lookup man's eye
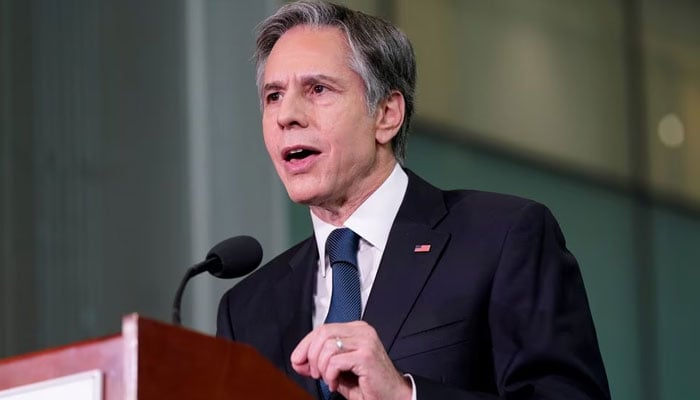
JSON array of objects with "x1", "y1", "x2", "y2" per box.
[
  {"x1": 266, "y1": 92, "x2": 280, "y2": 102},
  {"x1": 312, "y1": 85, "x2": 326, "y2": 94}
]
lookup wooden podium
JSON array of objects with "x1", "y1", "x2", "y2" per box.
[{"x1": 0, "y1": 314, "x2": 312, "y2": 399}]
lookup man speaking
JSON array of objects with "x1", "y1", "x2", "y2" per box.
[{"x1": 216, "y1": 1, "x2": 610, "y2": 399}]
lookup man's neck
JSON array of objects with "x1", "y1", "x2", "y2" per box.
[{"x1": 310, "y1": 160, "x2": 397, "y2": 226}]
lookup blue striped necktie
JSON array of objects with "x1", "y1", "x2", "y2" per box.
[{"x1": 319, "y1": 227, "x2": 360, "y2": 399}]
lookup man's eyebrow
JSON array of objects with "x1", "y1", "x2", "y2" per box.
[
  {"x1": 263, "y1": 74, "x2": 344, "y2": 92},
  {"x1": 262, "y1": 81, "x2": 285, "y2": 92},
  {"x1": 300, "y1": 74, "x2": 343, "y2": 87}
]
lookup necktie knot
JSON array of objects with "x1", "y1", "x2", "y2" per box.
[
  {"x1": 324, "y1": 227, "x2": 361, "y2": 324},
  {"x1": 326, "y1": 228, "x2": 359, "y2": 266}
]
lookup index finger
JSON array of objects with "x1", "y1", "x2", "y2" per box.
[{"x1": 291, "y1": 329, "x2": 316, "y2": 366}]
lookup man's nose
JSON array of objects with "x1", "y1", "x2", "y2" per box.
[{"x1": 277, "y1": 92, "x2": 308, "y2": 129}]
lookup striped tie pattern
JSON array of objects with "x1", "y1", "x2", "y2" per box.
[{"x1": 319, "y1": 227, "x2": 360, "y2": 399}]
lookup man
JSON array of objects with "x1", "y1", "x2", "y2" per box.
[{"x1": 217, "y1": 1, "x2": 610, "y2": 399}]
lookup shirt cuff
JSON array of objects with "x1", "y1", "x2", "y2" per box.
[{"x1": 403, "y1": 373, "x2": 417, "y2": 400}]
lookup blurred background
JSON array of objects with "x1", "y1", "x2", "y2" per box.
[{"x1": 1, "y1": 0, "x2": 697, "y2": 399}]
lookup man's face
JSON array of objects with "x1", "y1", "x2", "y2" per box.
[{"x1": 261, "y1": 25, "x2": 394, "y2": 213}]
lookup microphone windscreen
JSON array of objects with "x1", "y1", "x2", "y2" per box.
[{"x1": 206, "y1": 235, "x2": 263, "y2": 279}]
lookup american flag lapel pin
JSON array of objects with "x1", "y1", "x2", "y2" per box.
[{"x1": 414, "y1": 243, "x2": 431, "y2": 253}]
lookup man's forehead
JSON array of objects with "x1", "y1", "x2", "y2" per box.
[
  {"x1": 263, "y1": 25, "x2": 353, "y2": 80},
  {"x1": 270, "y1": 25, "x2": 348, "y2": 56}
]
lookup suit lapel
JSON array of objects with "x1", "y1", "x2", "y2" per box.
[
  {"x1": 363, "y1": 223, "x2": 449, "y2": 354},
  {"x1": 273, "y1": 238, "x2": 319, "y2": 396},
  {"x1": 363, "y1": 169, "x2": 450, "y2": 354}
]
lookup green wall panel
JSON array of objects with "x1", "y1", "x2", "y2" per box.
[{"x1": 653, "y1": 207, "x2": 699, "y2": 400}]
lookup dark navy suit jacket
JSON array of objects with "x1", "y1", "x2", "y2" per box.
[{"x1": 217, "y1": 170, "x2": 610, "y2": 399}]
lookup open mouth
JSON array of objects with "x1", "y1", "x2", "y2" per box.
[{"x1": 283, "y1": 147, "x2": 320, "y2": 162}]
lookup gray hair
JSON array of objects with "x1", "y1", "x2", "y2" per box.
[{"x1": 255, "y1": 0, "x2": 416, "y2": 163}]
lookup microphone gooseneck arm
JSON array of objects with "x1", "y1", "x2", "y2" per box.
[{"x1": 172, "y1": 258, "x2": 214, "y2": 325}]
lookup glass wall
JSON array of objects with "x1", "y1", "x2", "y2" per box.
[
  {"x1": 643, "y1": 0, "x2": 700, "y2": 205},
  {"x1": 395, "y1": 0, "x2": 700, "y2": 206},
  {"x1": 399, "y1": 0, "x2": 630, "y2": 181}
]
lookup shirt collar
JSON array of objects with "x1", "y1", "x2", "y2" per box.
[{"x1": 311, "y1": 164, "x2": 408, "y2": 275}]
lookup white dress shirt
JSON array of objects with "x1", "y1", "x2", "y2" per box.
[{"x1": 311, "y1": 163, "x2": 408, "y2": 327}]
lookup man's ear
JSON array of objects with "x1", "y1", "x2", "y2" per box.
[{"x1": 374, "y1": 91, "x2": 405, "y2": 145}]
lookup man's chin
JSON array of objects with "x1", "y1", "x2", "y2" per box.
[
  {"x1": 284, "y1": 188, "x2": 320, "y2": 206},
  {"x1": 281, "y1": 176, "x2": 325, "y2": 204}
]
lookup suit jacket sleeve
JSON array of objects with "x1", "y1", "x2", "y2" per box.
[{"x1": 412, "y1": 202, "x2": 610, "y2": 399}]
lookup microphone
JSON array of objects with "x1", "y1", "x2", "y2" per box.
[{"x1": 172, "y1": 235, "x2": 262, "y2": 325}]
